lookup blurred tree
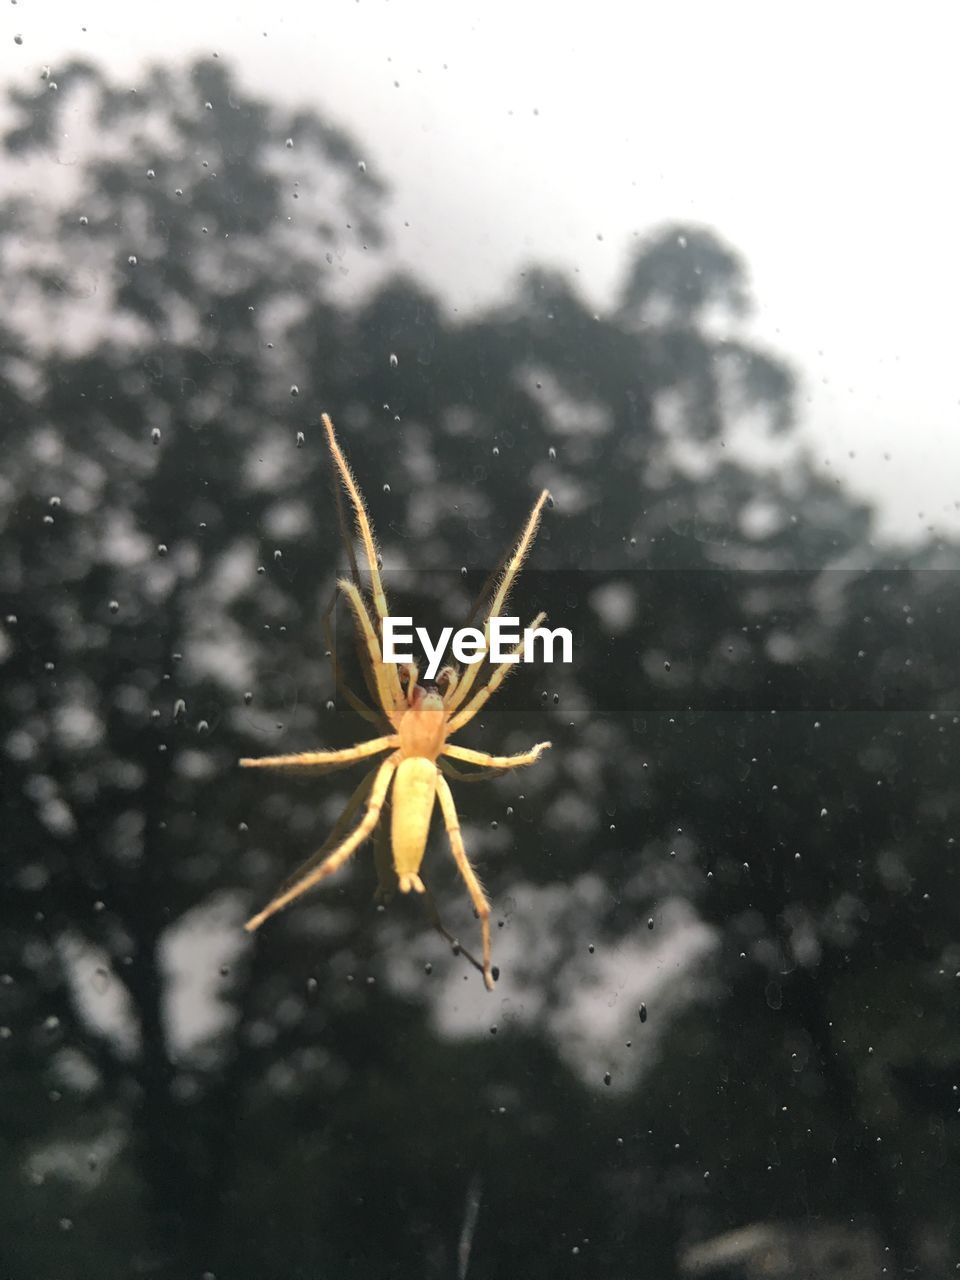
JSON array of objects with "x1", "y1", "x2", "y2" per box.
[{"x1": 0, "y1": 57, "x2": 957, "y2": 1280}]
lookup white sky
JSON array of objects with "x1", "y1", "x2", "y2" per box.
[{"x1": 5, "y1": 0, "x2": 960, "y2": 541}]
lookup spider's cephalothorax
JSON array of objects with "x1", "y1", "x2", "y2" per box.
[{"x1": 240, "y1": 414, "x2": 551, "y2": 989}]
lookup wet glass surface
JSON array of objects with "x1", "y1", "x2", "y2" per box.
[{"x1": 1, "y1": 13, "x2": 959, "y2": 1280}]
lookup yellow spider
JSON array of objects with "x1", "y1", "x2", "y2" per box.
[{"x1": 240, "y1": 413, "x2": 551, "y2": 989}]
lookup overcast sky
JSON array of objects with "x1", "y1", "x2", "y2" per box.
[{"x1": 6, "y1": 0, "x2": 959, "y2": 542}]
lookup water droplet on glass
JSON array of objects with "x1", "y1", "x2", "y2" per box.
[
  {"x1": 548, "y1": 446, "x2": 556, "y2": 460},
  {"x1": 325, "y1": 700, "x2": 335, "y2": 712},
  {"x1": 639, "y1": 1002, "x2": 647, "y2": 1022},
  {"x1": 151, "y1": 427, "x2": 161, "y2": 444},
  {"x1": 357, "y1": 159, "x2": 367, "y2": 172},
  {"x1": 289, "y1": 384, "x2": 299, "y2": 397},
  {"x1": 492, "y1": 446, "x2": 500, "y2": 457},
  {"x1": 78, "y1": 215, "x2": 88, "y2": 226},
  {"x1": 197, "y1": 719, "x2": 210, "y2": 734},
  {"x1": 284, "y1": 137, "x2": 294, "y2": 148},
  {"x1": 389, "y1": 353, "x2": 399, "y2": 369},
  {"x1": 128, "y1": 255, "x2": 138, "y2": 266},
  {"x1": 296, "y1": 431, "x2": 305, "y2": 448},
  {"x1": 108, "y1": 600, "x2": 119, "y2": 614},
  {"x1": 146, "y1": 168, "x2": 155, "y2": 179},
  {"x1": 382, "y1": 483, "x2": 391, "y2": 494},
  {"x1": 243, "y1": 691, "x2": 253, "y2": 705},
  {"x1": 157, "y1": 544, "x2": 168, "y2": 557}
]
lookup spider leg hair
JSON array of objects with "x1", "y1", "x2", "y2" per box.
[
  {"x1": 274, "y1": 765, "x2": 377, "y2": 898},
  {"x1": 244, "y1": 754, "x2": 398, "y2": 932},
  {"x1": 442, "y1": 742, "x2": 552, "y2": 771},
  {"x1": 446, "y1": 611, "x2": 547, "y2": 733},
  {"x1": 322, "y1": 414, "x2": 391, "y2": 624},
  {"x1": 435, "y1": 773, "x2": 495, "y2": 991},
  {"x1": 445, "y1": 490, "x2": 549, "y2": 714},
  {"x1": 239, "y1": 734, "x2": 397, "y2": 771},
  {"x1": 337, "y1": 578, "x2": 405, "y2": 716},
  {"x1": 438, "y1": 759, "x2": 498, "y2": 785},
  {"x1": 320, "y1": 584, "x2": 384, "y2": 727}
]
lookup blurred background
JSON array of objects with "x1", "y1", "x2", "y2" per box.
[{"x1": 1, "y1": 5, "x2": 959, "y2": 1278}]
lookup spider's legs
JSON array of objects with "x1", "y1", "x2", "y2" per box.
[
  {"x1": 244, "y1": 755, "x2": 398, "y2": 932},
  {"x1": 436, "y1": 774, "x2": 494, "y2": 991},
  {"x1": 442, "y1": 742, "x2": 551, "y2": 771},
  {"x1": 239, "y1": 734, "x2": 397, "y2": 771},
  {"x1": 338, "y1": 578, "x2": 405, "y2": 716},
  {"x1": 322, "y1": 413, "x2": 391, "y2": 624},
  {"x1": 444, "y1": 490, "x2": 549, "y2": 716},
  {"x1": 446, "y1": 611, "x2": 546, "y2": 733},
  {"x1": 419, "y1": 876, "x2": 487, "y2": 979},
  {"x1": 321, "y1": 584, "x2": 383, "y2": 726},
  {"x1": 271, "y1": 766, "x2": 377, "y2": 901}
]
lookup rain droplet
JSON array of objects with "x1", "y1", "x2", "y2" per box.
[
  {"x1": 196, "y1": 719, "x2": 210, "y2": 734},
  {"x1": 548, "y1": 446, "x2": 556, "y2": 460},
  {"x1": 157, "y1": 543, "x2": 168, "y2": 557},
  {"x1": 389, "y1": 353, "x2": 399, "y2": 369},
  {"x1": 78, "y1": 215, "x2": 88, "y2": 226},
  {"x1": 151, "y1": 427, "x2": 161, "y2": 444},
  {"x1": 289, "y1": 384, "x2": 299, "y2": 397},
  {"x1": 639, "y1": 1002, "x2": 647, "y2": 1022},
  {"x1": 382, "y1": 483, "x2": 391, "y2": 494},
  {"x1": 603, "y1": 1072, "x2": 612, "y2": 1086},
  {"x1": 128, "y1": 255, "x2": 138, "y2": 266},
  {"x1": 285, "y1": 137, "x2": 294, "y2": 148},
  {"x1": 357, "y1": 159, "x2": 367, "y2": 172},
  {"x1": 146, "y1": 168, "x2": 155, "y2": 179},
  {"x1": 296, "y1": 430, "x2": 305, "y2": 448},
  {"x1": 492, "y1": 446, "x2": 500, "y2": 457},
  {"x1": 108, "y1": 600, "x2": 119, "y2": 614}
]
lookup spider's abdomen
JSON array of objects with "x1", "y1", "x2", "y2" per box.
[{"x1": 391, "y1": 756, "x2": 437, "y2": 891}]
